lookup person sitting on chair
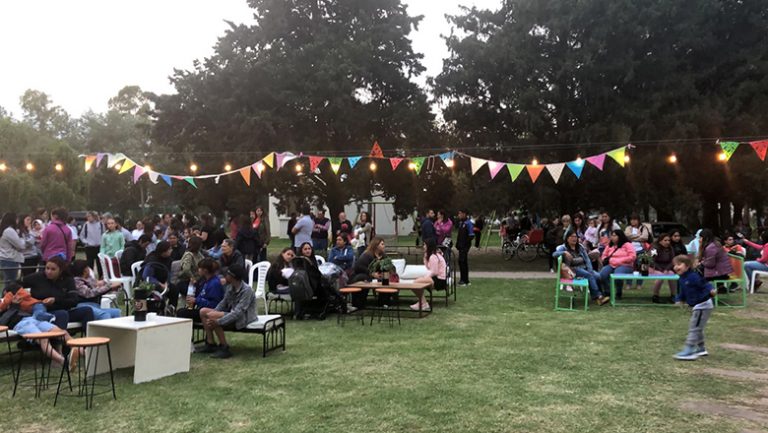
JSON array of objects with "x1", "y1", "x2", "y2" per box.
[
  {"x1": 177, "y1": 258, "x2": 224, "y2": 322},
  {"x1": 553, "y1": 230, "x2": 610, "y2": 306},
  {"x1": 267, "y1": 247, "x2": 295, "y2": 295},
  {"x1": 71, "y1": 259, "x2": 122, "y2": 320},
  {"x1": 327, "y1": 234, "x2": 355, "y2": 271},
  {"x1": 411, "y1": 238, "x2": 446, "y2": 312},
  {"x1": 197, "y1": 263, "x2": 257, "y2": 359}
]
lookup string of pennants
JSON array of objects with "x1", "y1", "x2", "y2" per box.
[{"x1": 80, "y1": 137, "x2": 768, "y2": 188}]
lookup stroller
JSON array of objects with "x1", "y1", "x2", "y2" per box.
[{"x1": 291, "y1": 258, "x2": 346, "y2": 320}]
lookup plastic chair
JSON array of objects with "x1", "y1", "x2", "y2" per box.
[
  {"x1": 244, "y1": 259, "x2": 253, "y2": 273},
  {"x1": 713, "y1": 254, "x2": 747, "y2": 308},
  {"x1": 98, "y1": 254, "x2": 132, "y2": 311},
  {"x1": 315, "y1": 255, "x2": 326, "y2": 265},
  {"x1": 750, "y1": 269, "x2": 768, "y2": 294},
  {"x1": 248, "y1": 261, "x2": 271, "y2": 315},
  {"x1": 553, "y1": 256, "x2": 590, "y2": 311},
  {"x1": 114, "y1": 249, "x2": 123, "y2": 261}
]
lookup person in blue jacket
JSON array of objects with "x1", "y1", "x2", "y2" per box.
[
  {"x1": 552, "y1": 230, "x2": 610, "y2": 305},
  {"x1": 176, "y1": 258, "x2": 225, "y2": 322},
  {"x1": 672, "y1": 254, "x2": 717, "y2": 360},
  {"x1": 328, "y1": 233, "x2": 355, "y2": 271}
]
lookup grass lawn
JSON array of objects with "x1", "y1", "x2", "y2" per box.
[{"x1": 5, "y1": 279, "x2": 767, "y2": 433}]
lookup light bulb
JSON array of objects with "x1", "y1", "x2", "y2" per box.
[
  {"x1": 531, "y1": 158, "x2": 538, "y2": 166},
  {"x1": 224, "y1": 163, "x2": 232, "y2": 171},
  {"x1": 25, "y1": 162, "x2": 34, "y2": 171},
  {"x1": 54, "y1": 163, "x2": 63, "y2": 172},
  {"x1": 445, "y1": 159, "x2": 455, "y2": 168},
  {"x1": 668, "y1": 154, "x2": 677, "y2": 164},
  {"x1": 369, "y1": 162, "x2": 377, "y2": 171},
  {"x1": 190, "y1": 163, "x2": 198, "y2": 172}
]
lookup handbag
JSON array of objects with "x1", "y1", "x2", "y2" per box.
[
  {"x1": 0, "y1": 308, "x2": 21, "y2": 328},
  {"x1": 601, "y1": 247, "x2": 619, "y2": 267}
]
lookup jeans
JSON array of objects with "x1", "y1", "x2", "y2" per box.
[
  {"x1": 744, "y1": 261, "x2": 768, "y2": 286},
  {"x1": 458, "y1": 247, "x2": 470, "y2": 283},
  {"x1": 0, "y1": 259, "x2": 20, "y2": 285},
  {"x1": 599, "y1": 265, "x2": 634, "y2": 297},
  {"x1": 76, "y1": 302, "x2": 121, "y2": 320},
  {"x1": 84, "y1": 246, "x2": 102, "y2": 277},
  {"x1": 257, "y1": 247, "x2": 268, "y2": 263},
  {"x1": 313, "y1": 238, "x2": 328, "y2": 254},
  {"x1": 573, "y1": 267, "x2": 603, "y2": 299},
  {"x1": 30, "y1": 303, "x2": 55, "y2": 322},
  {"x1": 50, "y1": 306, "x2": 95, "y2": 330}
]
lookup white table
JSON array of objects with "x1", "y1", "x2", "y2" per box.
[{"x1": 87, "y1": 316, "x2": 193, "y2": 384}]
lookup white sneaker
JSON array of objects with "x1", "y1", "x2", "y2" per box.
[{"x1": 346, "y1": 304, "x2": 358, "y2": 313}]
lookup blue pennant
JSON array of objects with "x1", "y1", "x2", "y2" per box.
[
  {"x1": 161, "y1": 174, "x2": 173, "y2": 186},
  {"x1": 347, "y1": 156, "x2": 361, "y2": 168},
  {"x1": 566, "y1": 161, "x2": 584, "y2": 178},
  {"x1": 439, "y1": 151, "x2": 454, "y2": 161}
]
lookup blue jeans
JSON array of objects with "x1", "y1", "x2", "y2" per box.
[
  {"x1": 76, "y1": 302, "x2": 121, "y2": 320},
  {"x1": 745, "y1": 261, "x2": 768, "y2": 286},
  {"x1": 0, "y1": 259, "x2": 19, "y2": 285},
  {"x1": 313, "y1": 238, "x2": 328, "y2": 254},
  {"x1": 599, "y1": 265, "x2": 634, "y2": 297},
  {"x1": 30, "y1": 303, "x2": 55, "y2": 322},
  {"x1": 573, "y1": 267, "x2": 603, "y2": 299}
]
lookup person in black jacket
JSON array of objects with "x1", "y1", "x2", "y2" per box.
[
  {"x1": 120, "y1": 235, "x2": 151, "y2": 276},
  {"x1": 292, "y1": 242, "x2": 322, "y2": 319},
  {"x1": 167, "y1": 231, "x2": 186, "y2": 262},
  {"x1": 235, "y1": 215, "x2": 258, "y2": 261},
  {"x1": 455, "y1": 210, "x2": 474, "y2": 286},
  {"x1": 22, "y1": 256, "x2": 94, "y2": 330},
  {"x1": 267, "y1": 247, "x2": 295, "y2": 294},
  {"x1": 219, "y1": 239, "x2": 245, "y2": 276},
  {"x1": 473, "y1": 214, "x2": 485, "y2": 249},
  {"x1": 420, "y1": 210, "x2": 437, "y2": 245}
]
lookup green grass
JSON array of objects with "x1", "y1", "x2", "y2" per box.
[{"x1": 5, "y1": 279, "x2": 767, "y2": 433}]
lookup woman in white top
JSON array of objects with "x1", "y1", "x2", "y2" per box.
[
  {"x1": 353, "y1": 211, "x2": 372, "y2": 257},
  {"x1": 412, "y1": 238, "x2": 447, "y2": 311},
  {"x1": 0, "y1": 213, "x2": 30, "y2": 284}
]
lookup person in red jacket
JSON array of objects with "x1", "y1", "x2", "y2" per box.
[
  {"x1": 598, "y1": 230, "x2": 636, "y2": 299},
  {"x1": 740, "y1": 231, "x2": 768, "y2": 291}
]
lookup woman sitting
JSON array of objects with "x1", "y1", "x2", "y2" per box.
[
  {"x1": 141, "y1": 241, "x2": 176, "y2": 313},
  {"x1": 327, "y1": 234, "x2": 354, "y2": 271},
  {"x1": 624, "y1": 214, "x2": 651, "y2": 290},
  {"x1": 739, "y1": 230, "x2": 768, "y2": 291},
  {"x1": 553, "y1": 230, "x2": 610, "y2": 305},
  {"x1": 349, "y1": 237, "x2": 386, "y2": 309},
  {"x1": 71, "y1": 260, "x2": 122, "y2": 320},
  {"x1": 697, "y1": 229, "x2": 733, "y2": 285},
  {"x1": 649, "y1": 233, "x2": 677, "y2": 303},
  {"x1": 670, "y1": 230, "x2": 688, "y2": 257},
  {"x1": 22, "y1": 256, "x2": 95, "y2": 330},
  {"x1": 412, "y1": 238, "x2": 446, "y2": 311},
  {"x1": 218, "y1": 239, "x2": 245, "y2": 276},
  {"x1": 176, "y1": 236, "x2": 204, "y2": 306},
  {"x1": 267, "y1": 248, "x2": 295, "y2": 295},
  {"x1": 598, "y1": 230, "x2": 637, "y2": 300},
  {"x1": 177, "y1": 258, "x2": 225, "y2": 322},
  {"x1": 292, "y1": 242, "x2": 322, "y2": 319}
]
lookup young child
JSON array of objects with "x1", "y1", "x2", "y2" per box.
[
  {"x1": 71, "y1": 260, "x2": 122, "y2": 320},
  {"x1": 672, "y1": 255, "x2": 717, "y2": 360}
]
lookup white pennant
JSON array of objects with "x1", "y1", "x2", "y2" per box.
[
  {"x1": 148, "y1": 171, "x2": 159, "y2": 184},
  {"x1": 107, "y1": 153, "x2": 126, "y2": 168},
  {"x1": 470, "y1": 157, "x2": 487, "y2": 175},
  {"x1": 546, "y1": 163, "x2": 565, "y2": 183}
]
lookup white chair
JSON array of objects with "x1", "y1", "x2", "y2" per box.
[
  {"x1": 130, "y1": 260, "x2": 144, "y2": 285},
  {"x1": 98, "y1": 253, "x2": 133, "y2": 312},
  {"x1": 750, "y1": 269, "x2": 768, "y2": 294},
  {"x1": 315, "y1": 255, "x2": 326, "y2": 265},
  {"x1": 245, "y1": 259, "x2": 254, "y2": 273},
  {"x1": 392, "y1": 259, "x2": 406, "y2": 276},
  {"x1": 248, "y1": 261, "x2": 271, "y2": 315},
  {"x1": 115, "y1": 249, "x2": 124, "y2": 261}
]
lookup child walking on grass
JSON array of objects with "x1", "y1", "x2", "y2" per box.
[{"x1": 672, "y1": 255, "x2": 717, "y2": 361}]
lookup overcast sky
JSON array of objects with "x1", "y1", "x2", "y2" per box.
[{"x1": 0, "y1": 0, "x2": 500, "y2": 118}]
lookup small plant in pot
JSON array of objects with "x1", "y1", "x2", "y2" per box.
[
  {"x1": 368, "y1": 257, "x2": 395, "y2": 285},
  {"x1": 637, "y1": 249, "x2": 656, "y2": 276},
  {"x1": 133, "y1": 281, "x2": 154, "y2": 322}
]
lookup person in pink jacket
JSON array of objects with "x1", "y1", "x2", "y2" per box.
[
  {"x1": 598, "y1": 230, "x2": 636, "y2": 299},
  {"x1": 39, "y1": 208, "x2": 73, "y2": 262},
  {"x1": 739, "y1": 231, "x2": 768, "y2": 291},
  {"x1": 434, "y1": 210, "x2": 453, "y2": 246},
  {"x1": 412, "y1": 238, "x2": 447, "y2": 312}
]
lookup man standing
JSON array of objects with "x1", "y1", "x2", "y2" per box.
[
  {"x1": 456, "y1": 209, "x2": 474, "y2": 286},
  {"x1": 334, "y1": 211, "x2": 353, "y2": 237},
  {"x1": 292, "y1": 205, "x2": 314, "y2": 252},
  {"x1": 40, "y1": 208, "x2": 74, "y2": 262},
  {"x1": 80, "y1": 211, "x2": 103, "y2": 274},
  {"x1": 420, "y1": 209, "x2": 437, "y2": 245},
  {"x1": 473, "y1": 214, "x2": 485, "y2": 249},
  {"x1": 311, "y1": 209, "x2": 331, "y2": 254}
]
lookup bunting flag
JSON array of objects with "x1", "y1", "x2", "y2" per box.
[
  {"x1": 566, "y1": 160, "x2": 585, "y2": 178},
  {"x1": 750, "y1": 140, "x2": 768, "y2": 161},
  {"x1": 84, "y1": 155, "x2": 96, "y2": 171},
  {"x1": 132, "y1": 166, "x2": 145, "y2": 183},
  {"x1": 526, "y1": 164, "x2": 545, "y2": 183},
  {"x1": 262, "y1": 152, "x2": 275, "y2": 168},
  {"x1": 95, "y1": 153, "x2": 105, "y2": 167},
  {"x1": 328, "y1": 157, "x2": 343, "y2": 174},
  {"x1": 488, "y1": 161, "x2": 505, "y2": 179},
  {"x1": 309, "y1": 156, "x2": 324, "y2": 172},
  {"x1": 347, "y1": 156, "x2": 362, "y2": 169},
  {"x1": 507, "y1": 163, "x2": 524, "y2": 182},
  {"x1": 546, "y1": 163, "x2": 565, "y2": 183},
  {"x1": 160, "y1": 174, "x2": 172, "y2": 186},
  {"x1": 390, "y1": 157, "x2": 403, "y2": 170},
  {"x1": 276, "y1": 152, "x2": 298, "y2": 169},
  {"x1": 470, "y1": 157, "x2": 486, "y2": 175},
  {"x1": 411, "y1": 157, "x2": 425, "y2": 174},
  {"x1": 586, "y1": 154, "x2": 606, "y2": 171},
  {"x1": 240, "y1": 167, "x2": 251, "y2": 186},
  {"x1": 439, "y1": 151, "x2": 454, "y2": 166},
  {"x1": 719, "y1": 141, "x2": 739, "y2": 161},
  {"x1": 370, "y1": 142, "x2": 384, "y2": 158},
  {"x1": 607, "y1": 147, "x2": 627, "y2": 167},
  {"x1": 252, "y1": 163, "x2": 263, "y2": 179},
  {"x1": 107, "y1": 153, "x2": 126, "y2": 168},
  {"x1": 118, "y1": 159, "x2": 135, "y2": 174},
  {"x1": 148, "y1": 171, "x2": 160, "y2": 184},
  {"x1": 184, "y1": 177, "x2": 197, "y2": 188}
]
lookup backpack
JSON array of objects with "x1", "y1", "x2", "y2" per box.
[{"x1": 288, "y1": 269, "x2": 314, "y2": 303}]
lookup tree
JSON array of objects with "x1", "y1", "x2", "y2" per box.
[
  {"x1": 19, "y1": 89, "x2": 73, "y2": 139},
  {"x1": 150, "y1": 0, "x2": 438, "y2": 219}
]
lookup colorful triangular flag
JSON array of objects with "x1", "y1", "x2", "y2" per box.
[
  {"x1": 309, "y1": 156, "x2": 324, "y2": 172},
  {"x1": 719, "y1": 141, "x2": 739, "y2": 161},
  {"x1": 240, "y1": 167, "x2": 251, "y2": 186},
  {"x1": 566, "y1": 160, "x2": 585, "y2": 178},
  {"x1": 252, "y1": 163, "x2": 263, "y2": 179},
  {"x1": 390, "y1": 157, "x2": 403, "y2": 170},
  {"x1": 439, "y1": 151, "x2": 454, "y2": 166},
  {"x1": 183, "y1": 177, "x2": 197, "y2": 188},
  {"x1": 546, "y1": 163, "x2": 565, "y2": 183},
  {"x1": 488, "y1": 161, "x2": 504, "y2": 179},
  {"x1": 347, "y1": 156, "x2": 362, "y2": 169},
  {"x1": 148, "y1": 171, "x2": 159, "y2": 184},
  {"x1": 262, "y1": 152, "x2": 275, "y2": 168},
  {"x1": 95, "y1": 153, "x2": 105, "y2": 167},
  {"x1": 132, "y1": 165, "x2": 145, "y2": 183},
  {"x1": 750, "y1": 140, "x2": 768, "y2": 161},
  {"x1": 84, "y1": 155, "x2": 96, "y2": 171},
  {"x1": 507, "y1": 164, "x2": 524, "y2": 182},
  {"x1": 586, "y1": 154, "x2": 606, "y2": 171},
  {"x1": 328, "y1": 157, "x2": 343, "y2": 174},
  {"x1": 118, "y1": 159, "x2": 135, "y2": 174},
  {"x1": 470, "y1": 157, "x2": 486, "y2": 175},
  {"x1": 526, "y1": 165, "x2": 545, "y2": 183},
  {"x1": 607, "y1": 147, "x2": 627, "y2": 167},
  {"x1": 411, "y1": 157, "x2": 425, "y2": 174},
  {"x1": 370, "y1": 142, "x2": 384, "y2": 158},
  {"x1": 160, "y1": 174, "x2": 172, "y2": 186},
  {"x1": 107, "y1": 153, "x2": 126, "y2": 168}
]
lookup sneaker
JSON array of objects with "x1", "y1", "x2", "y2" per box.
[
  {"x1": 195, "y1": 342, "x2": 218, "y2": 353},
  {"x1": 652, "y1": 295, "x2": 662, "y2": 304},
  {"x1": 674, "y1": 346, "x2": 700, "y2": 361},
  {"x1": 410, "y1": 302, "x2": 431, "y2": 311},
  {"x1": 346, "y1": 304, "x2": 358, "y2": 313},
  {"x1": 549, "y1": 268, "x2": 554, "y2": 273},
  {"x1": 409, "y1": 302, "x2": 421, "y2": 309},
  {"x1": 211, "y1": 345, "x2": 232, "y2": 359},
  {"x1": 596, "y1": 296, "x2": 611, "y2": 306},
  {"x1": 695, "y1": 345, "x2": 709, "y2": 357},
  {"x1": 755, "y1": 280, "x2": 763, "y2": 292}
]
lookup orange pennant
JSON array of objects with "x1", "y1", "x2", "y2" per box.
[
  {"x1": 370, "y1": 141, "x2": 384, "y2": 158},
  {"x1": 240, "y1": 167, "x2": 251, "y2": 186},
  {"x1": 526, "y1": 164, "x2": 545, "y2": 183}
]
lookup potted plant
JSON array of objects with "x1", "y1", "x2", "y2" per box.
[
  {"x1": 368, "y1": 257, "x2": 395, "y2": 285},
  {"x1": 637, "y1": 249, "x2": 656, "y2": 276},
  {"x1": 133, "y1": 281, "x2": 154, "y2": 322}
]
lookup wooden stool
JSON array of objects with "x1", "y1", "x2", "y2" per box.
[
  {"x1": 1, "y1": 325, "x2": 16, "y2": 391},
  {"x1": 337, "y1": 288, "x2": 364, "y2": 326},
  {"x1": 12, "y1": 329, "x2": 66, "y2": 398},
  {"x1": 371, "y1": 288, "x2": 400, "y2": 327},
  {"x1": 55, "y1": 337, "x2": 116, "y2": 409}
]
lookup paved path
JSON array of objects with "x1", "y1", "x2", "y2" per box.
[{"x1": 472, "y1": 271, "x2": 552, "y2": 279}]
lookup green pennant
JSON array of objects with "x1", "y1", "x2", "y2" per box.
[
  {"x1": 507, "y1": 163, "x2": 524, "y2": 181},
  {"x1": 411, "y1": 157, "x2": 425, "y2": 174},
  {"x1": 720, "y1": 141, "x2": 739, "y2": 161},
  {"x1": 328, "y1": 157, "x2": 343, "y2": 174},
  {"x1": 184, "y1": 177, "x2": 198, "y2": 188}
]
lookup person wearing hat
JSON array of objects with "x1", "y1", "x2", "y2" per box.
[{"x1": 196, "y1": 263, "x2": 257, "y2": 359}]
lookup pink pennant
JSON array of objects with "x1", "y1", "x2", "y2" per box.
[
  {"x1": 132, "y1": 166, "x2": 145, "y2": 183},
  {"x1": 488, "y1": 161, "x2": 505, "y2": 179},
  {"x1": 276, "y1": 152, "x2": 286, "y2": 169},
  {"x1": 95, "y1": 153, "x2": 105, "y2": 167},
  {"x1": 586, "y1": 154, "x2": 605, "y2": 171},
  {"x1": 251, "y1": 163, "x2": 262, "y2": 179}
]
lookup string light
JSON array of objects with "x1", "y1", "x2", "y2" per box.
[
  {"x1": 575, "y1": 157, "x2": 584, "y2": 166},
  {"x1": 224, "y1": 163, "x2": 232, "y2": 171},
  {"x1": 0, "y1": 163, "x2": 7, "y2": 172},
  {"x1": 445, "y1": 159, "x2": 455, "y2": 168},
  {"x1": 54, "y1": 163, "x2": 63, "y2": 172},
  {"x1": 114, "y1": 164, "x2": 121, "y2": 170},
  {"x1": 717, "y1": 152, "x2": 727, "y2": 162},
  {"x1": 294, "y1": 163, "x2": 303, "y2": 172},
  {"x1": 407, "y1": 162, "x2": 416, "y2": 170},
  {"x1": 144, "y1": 165, "x2": 152, "y2": 172},
  {"x1": 624, "y1": 155, "x2": 630, "y2": 163},
  {"x1": 531, "y1": 158, "x2": 539, "y2": 166},
  {"x1": 256, "y1": 162, "x2": 265, "y2": 172},
  {"x1": 369, "y1": 162, "x2": 377, "y2": 172},
  {"x1": 190, "y1": 163, "x2": 198, "y2": 173},
  {"x1": 668, "y1": 154, "x2": 677, "y2": 164},
  {"x1": 25, "y1": 162, "x2": 34, "y2": 171}
]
